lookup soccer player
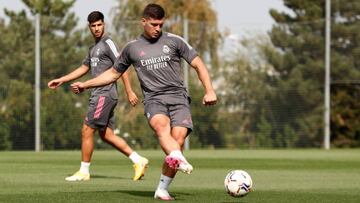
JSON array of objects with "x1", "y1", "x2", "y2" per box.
[
  {"x1": 47, "y1": 11, "x2": 148, "y2": 182},
  {"x1": 71, "y1": 4, "x2": 217, "y2": 200}
]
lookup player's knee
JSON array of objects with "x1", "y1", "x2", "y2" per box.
[
  {"x1": 174, "y1": 136, "x2": 186, "y2": 146},
  {"x1": 150, "y1": 122, "x2": 170, "y2": 136},
  {"x1": 81, "y1": 124, "x2": 95, "y2": 139},
  {"x1": 99, "y1": 129, "x2": 114, "y2": 141}
]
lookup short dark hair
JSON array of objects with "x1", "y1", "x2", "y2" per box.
[
  {"x1": 87, "y1": 11, "x2": 104, "y2": 23},
  {"x1": 142, "y1": 3, "x2": 165, "y2": 19}
]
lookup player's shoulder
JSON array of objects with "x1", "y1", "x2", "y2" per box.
[
  {"x1": 102, "y1": 36, "x2": 117, "y2": 47},
  {"x1": 122, "y1": 37, "x2": 143, "y2": 50},
  {"x1": 163, "y1": 32, "x2": 189, "y2": 46},
  {"x1": 163, "y1": 32, "x2": 192, "y2": 49},
  {"x1": 163, "y1": 32, "x2": 185, "y2": 41}
]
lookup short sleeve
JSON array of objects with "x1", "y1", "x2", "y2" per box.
[
  {"x1": 105, "y1": 38, "x2": 120, "y2": 63},
  {"x1": 172, "y1": 34, "x2": 198, "y2": 64},
  {"x1": 113, "y1": 45, "x2": 132, "y2": 73},
  {"x1": 82, "y1": 50, "x2": 91, "y2": 66}
]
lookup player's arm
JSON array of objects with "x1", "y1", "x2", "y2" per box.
[
  {"x1": 71, "y1": 67, "x2": 123, "y2": 94},
  {"x1": 190, "y1": 56, "x2": 217, "y2": 105},
  {"x1": 48, "y1": 65, "x2": 89, "y2": 89},
  {"x1": 121, "y1": 70, "x2": 139, "y2": 106}
]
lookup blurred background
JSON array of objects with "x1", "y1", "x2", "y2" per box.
[{"x1": 0, "y1": 0, "x2": 359, "y2": 150}]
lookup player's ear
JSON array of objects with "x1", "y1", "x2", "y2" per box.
[{"x1": 141, "y1": 18, "x2": 146, "y2": 26}]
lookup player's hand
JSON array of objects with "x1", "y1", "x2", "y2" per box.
[
  {"x1": 126, "y1": 91, "x2": 139, "y2": 106},
  {"x1": 70, "y1": 82, "x2": 85, "y2": 94},
  {"x1": 203, "y1": 91, "x2": 217, "y2": 106},
  {"x1": 48, "y1": 79, "x2": 63, "y2": 89}
]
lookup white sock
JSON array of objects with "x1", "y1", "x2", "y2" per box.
[
  {"x1": 79, "y1": 161, "x2": 90, "y2": 174},
  {"x1": 169, "y1": 150, "x2": 186, "y2": 161},
  {"x1": 129, "y1": 152, "x2": 141, "y2": 164},
  {"x1": 157, "y1": 174, "x2": 173, "y2": 191}
]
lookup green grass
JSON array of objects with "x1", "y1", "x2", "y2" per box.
[{"x1": 1, "y1": 149, "x2": 360, "y2": 202}]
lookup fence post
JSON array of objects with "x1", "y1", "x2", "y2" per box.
[
  {"x1": 35, "y1": 13, "x2": 41, "y2": 152},
  {"x1": 324, "y1": 0, "x2": 331, "y2": 150}
]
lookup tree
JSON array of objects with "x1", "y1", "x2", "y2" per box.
[
  {"x1": 41, "y1": 89, "x2": 85, "y2": 149},
  {"x1": 266, "y1": 0, "x2": 360, "y2": 147},
  {"x1": 0, "y1": 0, "x2": 90, "y2": 149},
  {"x1": 218, "y1": 35, "x2": 276, "y2": 148}
]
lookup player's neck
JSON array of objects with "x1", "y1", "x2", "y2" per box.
[
  {"x1": 142, "y1": 32, "x2": 161, "y2": 42},
  {"x1": 94, "y1": 34, "x2": 105, "y2": 43}
]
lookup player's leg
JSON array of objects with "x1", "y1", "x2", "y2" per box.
[
  {"x1": 154, "y1": 126, "x2": 188, "y2": 200},
  {"x1": 149, "y1": 114, "x2": 182, "y2": 154},
  {"x1": 99, "y1": 127, "x2": 149, "y2": 180},
  {"x1": 97, "y1": 96, "x2": 148, "y2": 180},
  {"x1": 65, "y1": 123, "x2": 95, "y2": 181},
  {"x1": 81, "y1": 124, "x2": 96, "y2": 162},
  {"x1": 150, "y1": 114, "x2": 179, "y2": 201},
  {"x1": 99, "y1": 127, "x2": 133, "y2": 155},
  {"x1": 163, "y1": 96, "x2": 194, "y2": 174},
  {"x1": 149, "y1": 113, "x2": 192, "y2": 172},
  {"x1": 152, "y1": 95, "x2": 193, "y2": 200},
  {"x1": 65, "y1": 95, "x2": 106, "y2": 181}
]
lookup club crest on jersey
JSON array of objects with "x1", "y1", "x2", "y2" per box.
[
  {"x1": 162, "y1": 45, "x2": 170, "y2": 54},
  {"x1": 139, "y1": 50, "x2": 146, "y2": 57}
]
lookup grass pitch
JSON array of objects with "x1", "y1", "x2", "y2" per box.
[{"x1": 0, "y1": 149, "x2": 359, "y2": 202}]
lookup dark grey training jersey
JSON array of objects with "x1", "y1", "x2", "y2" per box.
[
  {"x1": 83, "y1": 35, "x2": 120, "y2": 99},
  {"x1": 113, "y1": 32, "x2": 198, "y2": 99}
]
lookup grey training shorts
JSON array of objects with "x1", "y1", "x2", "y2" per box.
[
  {"x1": 144, "y1": 93, "x2": 193, "y2": 134},
  {"x1": 85, "y1": 94, "x2": 117, "y2": 131}
]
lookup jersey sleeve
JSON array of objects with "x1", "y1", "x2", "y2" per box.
[
  {"x1": 105, "y1": 38, "x2": 120, "y2": 63},
  {"x1": 172, "y1": 34, "x2": 198, "y2": 64},
  {"x1": 82, "y1": 48, "x2": 91, "y2": 66},
  {"x1": 113, "y1": 45, "x2": 132, "y2": 73}
]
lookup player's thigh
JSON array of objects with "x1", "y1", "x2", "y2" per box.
[
  {"x1": 144, "y1": 100, "x2": 170, "y2": 131},
  {"x1": 169, "y1": 102, "x2": 193, "y2": 134}
]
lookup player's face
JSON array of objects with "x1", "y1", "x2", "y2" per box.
[
  {"x1": 89, "y1": 20, "x2": 105, "y2": 39},
  {"x1": 142, "y1": 17, "x2": 164, "y2": 39}
]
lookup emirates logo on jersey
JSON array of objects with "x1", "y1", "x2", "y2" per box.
[{"x1": 162, "y1": 45, "x2": 170, "y2": 54}]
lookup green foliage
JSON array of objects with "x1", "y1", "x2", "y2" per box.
[
  {"x1": 218, "y1": 36, "x2": 274, "y2": 148},
  {"x1": 3, "y1": 80, "x2": 34, "y2": 149},
  {"x1": 189, "y1": 77, "x2": 223, "y2": 148},
  {"x1": 41, "y1": 89, "x2": 85, "y2": 149},
  {"x1": 266, "y1": 0, "x2": 360, "y2": 147},
  {"x1": 0, "y1": 117, "x2": 11, "y2": 150},
  {"x1": 0, "y1": 0, "x2": 90, "y2": 150},
  {"x1": 331, "y1": 84, "x2": 360, "y2": 147}
]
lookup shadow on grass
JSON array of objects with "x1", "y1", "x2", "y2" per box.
[
  {"x1": 91, "y1": 174, "x2": 126, "y2": 180},
  {"x1": 116, "y1": 190, "x2": 192, "y2": 200},
  {"x1": 64, "y1": 173, "x2": 126, "y2": 180}
]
